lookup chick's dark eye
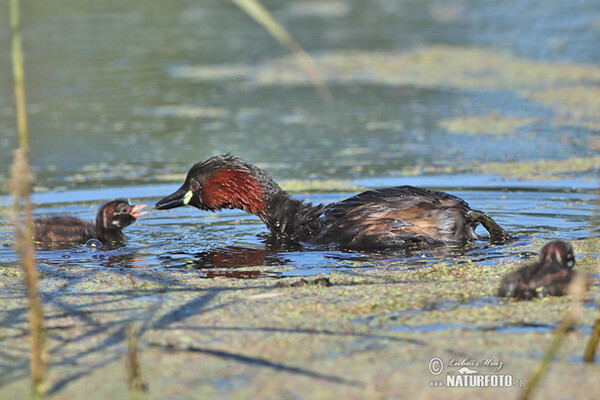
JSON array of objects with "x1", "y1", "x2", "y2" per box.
[
  {"x1": 190, "y1": 180, "x2": 200, "y2": 192},
  {"x1": 117, "y1": 205, "x2": 130, "y2": 214}
]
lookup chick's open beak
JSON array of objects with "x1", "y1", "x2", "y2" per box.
[{"x1": 130, "y1": 204, "x2": 149, "y2": 219}]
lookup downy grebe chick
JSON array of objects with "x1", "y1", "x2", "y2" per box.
[
  {"x1": 498, "y1": 240, "x2": 577, "y2": 300},
  {"x1": 155, "y1": 154, "x2": 509, "y2": 249},
  {"x1": 34, "y1": 199, "x2": 148, "y2": 246}
]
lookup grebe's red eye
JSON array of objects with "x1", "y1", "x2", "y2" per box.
[{"x1": 190, "y1": 179, "x2": 200, "y2": 192}]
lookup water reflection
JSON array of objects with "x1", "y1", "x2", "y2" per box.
[
  {"x1": 33, "y1": 243, "x2": 152, "y2": 270},
  {"x1": 159, "y1": 246, "x2": 286, "y2": 279},
  {"x1": 192, "y1": 246, "x2": 288, "y2": 268}
]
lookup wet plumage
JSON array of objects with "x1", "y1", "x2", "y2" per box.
[
  {"x1": 34, "y1": 199, "x2": 147, "y2": 247},
  {"x1": 155, "y1": 154, "x2": 509, "y2": 249},
  {"x1": 498, "y1": 240, "x2": 577, "y2": 300}
]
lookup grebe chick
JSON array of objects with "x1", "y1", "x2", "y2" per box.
[
  {"x1": 34, "y1": 199, "x2": 147, "y2": 247},
  {"x1": 498, "y1": 240, "x2": 577, "y2": 300}
]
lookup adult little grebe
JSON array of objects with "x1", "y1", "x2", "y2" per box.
[
  {"x1": 34, "y1": 199, "x2": 148, "y2": 246},
  {"x1": 498, "y1": 240, "x2": 576, "y2": 300},
  {"x1": 155, "y1": 154, "x2": 509, "y2": 249}
]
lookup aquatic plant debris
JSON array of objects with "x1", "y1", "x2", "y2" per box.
[
  {"x1": 0, "y1": 237, "x2": 598, "y2": 399},
  {"x1": 475, "y1": 156, "x2": 600, "y2": 181},
  {"x1": 439, "y1": 112, "x2": 538, "y2": 135},
  {"x1": 172, "y1": 46, "x2": 600, "y2": 132},
  {"x1": 171, "y1": 46, "x2": 600, "y2": 89},
  {"x1": 6, "y1": 45, "x2": 598, "y2": 193}
]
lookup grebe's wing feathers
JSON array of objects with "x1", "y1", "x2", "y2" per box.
[{"x1": 317, "y1": 186, "x2": 477, "y2": 249}]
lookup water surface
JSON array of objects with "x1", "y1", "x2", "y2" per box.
[
  {"x1": 1, "y1": 0, "x2": 599, "y2": 276},
  {"x1": 1, "y1": 174, "x2": 597, "y2": 277}
]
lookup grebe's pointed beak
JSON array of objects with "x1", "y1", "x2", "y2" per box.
[
  {"x1": 130, "y1": 204, "x2": 149, "y2": 219},
  {"x1": 155, "y1": 188, "x2": 193, "y2": 210}
]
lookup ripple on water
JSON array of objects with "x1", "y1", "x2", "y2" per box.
[{"x1": 0, "y1": 175, "x2": 597, "y2": 276}]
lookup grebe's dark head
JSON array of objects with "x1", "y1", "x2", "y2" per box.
[
  {"x1": 97, "y1": 199, "x2": 148, "y2": 232},
  {"x1": 155, "y1": 154, "x2": 281, "y2": 215},
  {"x1": 540, "y1": 240, "x2": 575, "y2": 268}
]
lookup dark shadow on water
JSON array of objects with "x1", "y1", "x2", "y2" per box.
[
  {"x1": 0, "y1": 276, "x2": 378, "y2": 392},
  {"x1": 0, "y1": 272, "x2": 273, "y2": 392},
  {"x1": 384, "y1": 297, "x2": 599, "y2": 334},
  {"x1": 390, "y1": 320, "x2": 595, "y2": 334},
  {"x1": 147, "y1": 342, "x2": 365, "y2": 387},
  {"x1": 0, "y1": 260, "x2": 453, "y2": 393}
]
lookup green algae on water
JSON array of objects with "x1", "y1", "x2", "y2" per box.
[{"x1": 439, "y1": 112, "x2": 538, "y2": 136}]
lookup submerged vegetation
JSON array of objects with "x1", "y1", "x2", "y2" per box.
[
  {"x1": 438, "y1": 112, "x2": 538, "y2": 136},
  {"x1": 0, "y1": 238, "x2": 599, "y2": 398}
]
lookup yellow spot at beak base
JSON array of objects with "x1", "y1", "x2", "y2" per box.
[{"x1": 183, "y1": 190, "x2": 193, "y2": 205}]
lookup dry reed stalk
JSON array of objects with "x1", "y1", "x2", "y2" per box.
[
  {"x1": 232, "y1": 0, "x2": 333, "y2": 104},
  {"x1": 584, "y1": 317, "x2": 600, "y2": 362},
  {"x1": 582, "y1": 238, "x2": 600, "y2": 362},
  {"x1": 10, "y1": 1, "x2": 48, "y2": 398},
  {"x1": 10, "y1": 149, "x2": 47, "y2": 399},
  {"x1": 10, "y1": 0, "x2": 29, "y2": 149},
  {"x1": 126, "y1": 324, "x2": 147, "y2": 394},
  {"x1": 582, "y1": 204, "x2": 600, "y2": 363}
]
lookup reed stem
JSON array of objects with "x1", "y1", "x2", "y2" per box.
[
  {"x1": 10, "y1": 1, "x2": 47, "y2": 398},
  {"x1": 10, "y1": 150, "x2": 47, "y2": 399},
  {"x1": 584, "y1": 317, "x2": 600, "y2": 362},
  {"x1": 10, "y1": 0, "x2": 29, "y2": 150},
  {"x1": 517, "y1": 312, "x2": 576, "y2": 400},
  {"x1": 517, "y1": 273, "x2": 587, "y2": 400},
  {"x1": 126, "y1": 324, "x2": 146, "y2": 394},
  {"x1": 232, "y1": 0, "x2": 333, "y2": 104}
]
